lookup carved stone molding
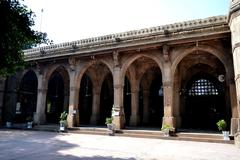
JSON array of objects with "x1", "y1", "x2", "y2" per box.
[
  {"x1": 163, "y1": 44, "x2": 170, "y2": 62},
  {"x1": 113, "y1": 51, "x2": 120, "y2": 67}
]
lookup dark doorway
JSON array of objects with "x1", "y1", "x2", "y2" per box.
[
  {"x1": 79, "y1": 74, "x2": 93, "y2": 125},
  {"x1": 46, "y1": 72, "x2": 65, "y2": 123},
  {"x1": 99, "y1": 74, "x2": 113, "y2": 125},
  {"x1": 148, "y1": 75, "x2": 163, "y2": 127},
  {"x1": 182, "y1": 74, "x2": 226, "y2": 130},
  {"x1": 124, "y1": 77, "x2": 132, "y2": 126},
  {"x1": 16, "y1": 71, "x2": 38, "y2": 123}
]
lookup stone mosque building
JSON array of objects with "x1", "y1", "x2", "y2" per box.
[{"x1": 1, "y1": 1, "x2": 240, "y2": 145}]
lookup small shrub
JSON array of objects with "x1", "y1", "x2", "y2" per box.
[
  {"x1": 59, "y1": 111, "x2": 68, "y2": 123},
  {"x1": 105, "y1": 117, "x2": 113, "y2": 125},
  {"x1": 216, "y1": 119, "x2": 227, "y2": 131}
]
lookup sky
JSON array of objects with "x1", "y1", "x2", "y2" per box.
[{"x1": 23, "y1": 0, "x2": 229, "y2": 44}]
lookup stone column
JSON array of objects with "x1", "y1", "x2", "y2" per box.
[
  {"x1": 35, "y1": 74, "x2": 47, "y2": 124},
  {"x1": 142, "y1": 89, "x2": 150, "y2": 124},
  {"x1": 162, "y1": 62, "x2": 175, "y2": 128},
  {"x1": 67, "y1": 69, "x2": 79, "y2": 127},
  {"x1": 113, "y1": 67, "x2": 125, "y2": 130},
  {"x1": 229, "y1": 0, "x2": 240, "y2": 147},
  {"x1": 130, "y1": 88, "x2": 139, "y2": 126},
  {"x1": 90, "y1": 86, "x2": 101, "y2": 125}
]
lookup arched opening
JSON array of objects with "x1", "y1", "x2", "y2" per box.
[
  {"x1": 79, "y1": 74, "x2": 93, "y2": 125},
  {"x1": 78, "y1": 61, "x2": 113, "y2": 126},
  {"x1": 123, "y1": 56, "x2": 163, "y2": 128},
  {"x1": 175, "y1": 51, "x2": 231, "y2": 131},
  {"x1": 139, "y1": 67, "x2": 163, "y2": 127},
  {"x1": 99, "y1": 73, "x2": 113, "y2": 125},
  {"x1": 16, "y1": 70, "x2": 38, "y2": 122},
  {"x1": 46, "y1": 68, "x2": 69, "y2": 124}
]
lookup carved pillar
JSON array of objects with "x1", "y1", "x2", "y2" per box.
[
  {"x1": 113, "y1": 67, "x2": 125, "y2": 130},
  {"x1": 229, "y1": 0, "x2": 240, "y2": 147},
  {"x1": 90, "y1": 86, "x2": 101, "y2": 125},
  {"x1": 162, "y1": 61, "x2": 175, "y2": 128},
  {"x1": 67, "y1": 59, "x2": 79, "y2": 127},
  {"x1": 35, "y1": 74, "x2": 47, "y2": 124},
  {"x1": 130, "y1": 87, "x2": 139, "y2": 126},
  {"x1": 142, "y1": 89, "x2": 150, "y2": 124}
]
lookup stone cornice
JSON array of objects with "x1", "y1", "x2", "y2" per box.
[{"x1": 24, "y1": 15, "x2": 229, "y2": 61}]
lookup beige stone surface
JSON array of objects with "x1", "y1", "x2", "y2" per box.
[{"x1": 0, "y1": 130, "x2": 240, "y2": 160}]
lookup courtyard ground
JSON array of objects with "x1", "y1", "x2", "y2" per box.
[{"x1": 0, "y1": 129, "x2": 239, "y2": 160}]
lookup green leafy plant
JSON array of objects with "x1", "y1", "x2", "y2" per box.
[
  {"x1": 161, "y1": 124, "x2": 174, "y2": 131},
  {"x1": 26, "y1": 116, "x2": 33, "y2": 122},
  {"x1": 216, "y1": 119, "x2": 227, "y2": 131},
  {"x1": 105, "y1": 117, "x2": 113, "y2": 125},
  {"x1": 59, "y1": 111, "x2": 68, "y2": 123}
]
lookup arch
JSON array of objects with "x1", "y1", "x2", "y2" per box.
[
  {"x1": 172, "y1": 45, "x2": 233, "y2": 80},
  {"x1": 16, "y1": 70, "x2": 38, "y2": 122},
  {"x1": 121, "y1": 52, "x2": 164, "y2": 84},
  {"x1": 76, "y1": 60, "x2": 113, "y2": 90},
  {"x1": 45, "y1": 66, "x2": 70, "y2": 123}
]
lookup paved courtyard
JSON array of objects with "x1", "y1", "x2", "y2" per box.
[{"x1": 0, "y1": 130, "x2": 239, "y2": 160}]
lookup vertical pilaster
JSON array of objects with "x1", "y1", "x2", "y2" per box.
[
  {"x1": 229, "y1": 0, "x2": 240, "y2": 147},
  {"x1": 113, "y1": 67, "x2": 125, "y2": 130},
  {"x1": 90, "y1": 86, "x2": 101, "y2": 124},
  {"x1": 35, "y1": 74, "x2": 47, "y2": 124},
  {"x1": 162, "y1": 61, "x2": 175, "y2": 128},
  {"x1": 130, "y1": 88, "x2": 139, "y2": 126},
  {"x1": 67, "y1": 66, "x2": 79, "y2": 127}
]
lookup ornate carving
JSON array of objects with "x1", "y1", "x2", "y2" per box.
[
  {"x1": 163, "y1": 45, "x2": 170, "y2": 62},
  {"x1": 113, "y1": 51, "x2": 120, "y2": 67},
  {"x1": 68, "y1": 57, "x2": 76, "y2": 71},
  {"x1": 36, "y1": 63, "x2": 43, "y2": 75}
]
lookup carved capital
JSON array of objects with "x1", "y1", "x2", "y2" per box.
[
  {"x1": 113, "y1": 51, "x2": 120, "y2": 67},
  {"x1": 163, "y1": 45, "x2": 170, "y2": 62},
  {"x1": 68, "y1": 57, "x2": 77, "y2": 72}
]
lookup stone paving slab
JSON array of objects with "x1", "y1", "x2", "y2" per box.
[{"x1": 0, "y1": 129, "x2": 239, "y2": 160}]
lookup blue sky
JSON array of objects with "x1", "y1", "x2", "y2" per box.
[{"x1": 24, "y1": 0, "x2": 229, "y2": 44}]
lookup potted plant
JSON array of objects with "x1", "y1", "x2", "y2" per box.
[
  {"x1": 216, "y1": 119, "x2": 229, "y2": 140},
  {"x1": 105, "y1": 117, "x2": 115, "y2": 135},
  {"x1": 26, "y1": 116, "x2": 33, "y2": 129},
  {"x1": 5, "y1": 112, "x2": 13, "y2": 128},
  {"x1": 161, "y1": 124, "x2": 175, "y2": 137},
  {"x1": 59, "y1": 111, "x2": 68, "y2": 132}
]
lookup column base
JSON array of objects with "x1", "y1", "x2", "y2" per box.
[
  {"x1": 34, "y1": 112, "x2": 46, "y2": 125},
  {"x1": 113, "y1": 115, "x2": 125, "y2": 130},
  {"x1": 231, "y1": 118, "x2": 240, "y2": 135},
  {"x1": 162, "y1": 116, "x2": 176, "y2": 128},
  {"x1": 130, "y1": 114, "x2": 139, "y2": 126},
  {"x1": 235, "y1": 132, "x2": 240, "y2": 148}
]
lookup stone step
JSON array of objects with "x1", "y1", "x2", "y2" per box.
[{"x1": 68, "y1": 127, "x2": 234, "y2": 144}]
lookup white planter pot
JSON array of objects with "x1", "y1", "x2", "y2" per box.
[
  {"x1": 107, "y1": 124, "x2": 115, "y2": 135},
  {"x1": 27, "y1": 122, "x2": 33, "y2": 129},
  {"x1": 163, "y1": 129, "x2": 170, "y2": 137},
  {"x1": 222, "y1": 131, "x2": 230, "y2": 140},
  {"x1": 6, "y1": 122, "x2": 12, "y2": 128},
  {"x1": 59, "y1": 121, "x2": 67, "y2": 131}
]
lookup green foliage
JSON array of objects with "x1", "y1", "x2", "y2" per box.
[
  {"x1": 216, "y1": 119, "x2": 227, "y2": 131},
  {"x1": 161, "y1": 124, "x2": 174, "y2": 131},
  {"x1": 0, "y1": 0, "x2": 51, "y2": 77},
  {"x1": 26, "y1": 116, "x2": 33, "y2": 122},
  {"x1": 59, "y1": 111, "x2": 68, "y2": 122},
  {"x1": 105, "y1": 117, "x2": 113, "y2": 125}
]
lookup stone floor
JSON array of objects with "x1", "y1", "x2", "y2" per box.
[{"x1": 0, "y1": 129, "x2": 239, "y2": 160}]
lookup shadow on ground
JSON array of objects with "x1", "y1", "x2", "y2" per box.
[{"x1": 0, "y1": 129, "x2": 137, "y2": 160}]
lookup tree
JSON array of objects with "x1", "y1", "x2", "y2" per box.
[{"x1": 0, "y1": 0, "x2": 49, "y2": 77}]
